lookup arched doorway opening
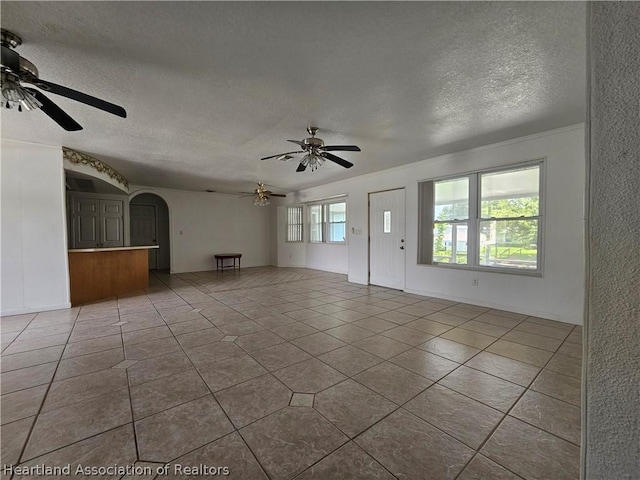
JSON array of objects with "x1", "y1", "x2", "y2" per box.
[{"x1": 130, "y1": 193, "x2": 170, "y2": 271}]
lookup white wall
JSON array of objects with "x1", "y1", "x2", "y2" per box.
[
  {"x1": 276, "y1": 205, "x2": 307, "y2": 268},
  {"x1": 306, "y1": 243, "x2": 348, "y2": 275},
  {"x1": 1, "y1": 140, "x2": 70, "y2": 315},
  {"x1": 278, "y1": 125, "x2": 585, "y2": 324},
  {"x1": 129, "y1": 186, "x2": 273, "y2": 274},
  {"x1": 269, "y1": 205, "x2": 278, "y2": 266},
  {"x1": 276, "y1": 203, "x2": 349, "y2": 274}
]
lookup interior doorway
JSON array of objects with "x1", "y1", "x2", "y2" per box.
[
  {"x1": 130, "y1": 193, "x2": 170, "y2": 270},
  {"x1": 369, "y1": 188, "x2": 406, "y2": 290}
]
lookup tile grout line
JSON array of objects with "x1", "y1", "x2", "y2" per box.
[
  {"x1": 139, "y1": 283, "x2": 272, "y2": 478},
  {"x1": 117, "y1": 301, "x2": 143, "y2": 465},
  {"x1": 301, "y1": 305, "x2": 575, "y2": 478},
  {"x1": 152, "y1": 271, "x2": 427, "y2": 477},
  {"x1": 2, "y1": 268, "x2": 580, "y2": 479},
  {"x1": 13, "y1": 309, "x2": 80, "y2": 469},
  {"x1": 1, "y1": 311, "x2": 41, "y2": 355},
  {"x1": 5, "y1": 304, "x2": 156, "y2": 469},
  {"x1": 452, "y1": 331, "x2": 582, "y2": 478}
]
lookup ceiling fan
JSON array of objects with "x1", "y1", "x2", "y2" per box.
[
  {"x1": 261, "y1": 127, "x2": 361, "y2": 172},
  {"x1": 0, "y1": 29, "x2": 127, "y2": 131},
  {"x1": 240, "y1": 182, "x2": 286, "y2": 206}
]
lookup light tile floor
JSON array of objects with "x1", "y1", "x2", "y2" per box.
[{"x1": 1, "y1": 267, "x2": 582, "y2": 480}]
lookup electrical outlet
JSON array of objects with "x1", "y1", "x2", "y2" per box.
[{"x1": 472, "y1": 278, "x2": 479, "y2": 287}]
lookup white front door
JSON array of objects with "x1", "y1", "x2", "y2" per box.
[{"x1": 369, "y1": 188, "x2": 406, "y2": 289}]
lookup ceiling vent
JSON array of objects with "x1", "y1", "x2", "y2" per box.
[{"x1": 73, "y1": 178, "x2": 97, "y2": 193}]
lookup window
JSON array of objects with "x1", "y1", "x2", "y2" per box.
[
  {"x1": 308, "y1": 200, "x2": 347, "y2": 243},
  {"x1": 383, "y1": 211, "x2": 392, "y2": 233},
  {"x1": 419, "y1": 162, "x2": 542, "y2": 273},
  {"x1": 478, "y1": 167, "x2": 540, "y2": 269},
  {"x1": 309, "y1": 205, "x2": 323, "y2": 242},
  {"x1": 286, "y1": 206, "x2": 303, "y2": 242},
  {"x1": 327, "y1": 202, "x2": 346, "y2": 242},
  {"x1": 433, "y1": 177, "x2": 469, "y2": 265}
]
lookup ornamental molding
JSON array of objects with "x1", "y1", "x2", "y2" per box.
[{"x1": 63, "y1": 147, "x2": 129, "y2": 189}]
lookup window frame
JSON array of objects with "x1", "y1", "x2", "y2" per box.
[
  {"x1": 419, "y1": 160, "x2": 545, "y2": 276},
  {"x1": 285, "y1": 205, "x2": 304, "y2": 243},
  {"x1": 307, "y1": 198, "x2": 348, "y2": 245},
  {"x1": 431, "y1": 176, "x2": 472, "y2": 266},
  {"x1": 308, "y1": 204, "x2": 324, "y2": 243}
]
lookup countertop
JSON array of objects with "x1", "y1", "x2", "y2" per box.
[{"x1": 68, "y1": 245, "x2": 159, "y2": 253}]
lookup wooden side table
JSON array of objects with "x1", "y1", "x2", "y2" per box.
[{"x1": 215, "y1": 253, "x2": 242, "y2": 273}]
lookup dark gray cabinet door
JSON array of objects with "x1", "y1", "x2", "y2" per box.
[
  {"x1": 100, "y1": 200, "x2": 124, "y2": 248},
  {"x1": 70, "y1": 196, "x2": 124, "y2": 248},
  {"x1": 74, "y1": 198, "x2": 100, "y2": 248}
]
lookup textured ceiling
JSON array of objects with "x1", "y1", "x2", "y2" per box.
[{"x1": 0, "y1": 2, "x2": 586, "y2": 195}]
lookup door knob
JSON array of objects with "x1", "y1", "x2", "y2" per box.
[{"x1": 400, "y1": 246, "x2": 405, "y2": 250}]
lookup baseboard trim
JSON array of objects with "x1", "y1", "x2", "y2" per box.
[
  {"x1": 403, "y1": 288, "x2": 582, "y2": 325},
  {"x1": 1, "y1": 302, "x2": 72, "y2": 317},
  {"x1": 317, "y1": 268, "x2": 348, "y2": 275}
]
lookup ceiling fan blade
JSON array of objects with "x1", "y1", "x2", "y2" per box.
[
  {"x1": 29, "y1": 78, "x2": 127, "y2": 118},
  {"x1": 261, "y1": 150, "x2": 303, "y2": 161},
  {"x1": 321, "y1": 152, "x2": 353, "y2": 169},
  {"x1": 296, "y1": 163, "x2": 307, "y2": 172},
  {"x1": 1, "y1": 45, "x2": 21, "y2": 72},
  {"x1": 24, "y1": 87, "x2": 82, "y2": 131},
  {"x1": 261, "y1": 154, "x2": 284, "y2": 161},
  {"x1": 270, "y1": 194, "x2": 287, "y2": 197},
  {"x1": 321, "y1": 145, "x2": 361, "y2": 152},
  {"x1": 287, "y1": 140, "x2": 306, "y2": 147}
]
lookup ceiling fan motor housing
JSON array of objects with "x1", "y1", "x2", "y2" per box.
[
  {"x1": 1, "y1": 29, "x2": 21, "y2": 49},
  {"x1": 302, "y1": 126, "x2": 323, "y2": 151},
  {"x1": 0, "y1": 30, "x2": 38, "y2": 79},
  {"x1": 303, "y1": 137, "x2": 324, "y2": 149}
]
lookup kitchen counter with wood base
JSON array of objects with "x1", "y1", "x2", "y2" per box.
[{"x1": 68, "y1": 246, "x2": 158, "y2": 305}]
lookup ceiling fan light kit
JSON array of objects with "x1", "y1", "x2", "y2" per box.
[
  {"x1": 262, "y1": 126, "x2": 361, "y2": 172},
  {"x1": 300, "y1": 152, "x2": 324, "y2": 172},
  {"x1": 253, "y1": 194, "x2": 270, "y2": 207},
  {"x1": 1, "y1": 29, "x2": 127, "y2": 130},
  {"x1": 240, "y1": 182, "x2": 286, "y2": 207},
  {"x1": 1, "y1": 71, "x2": 41, "y2": 111}
]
